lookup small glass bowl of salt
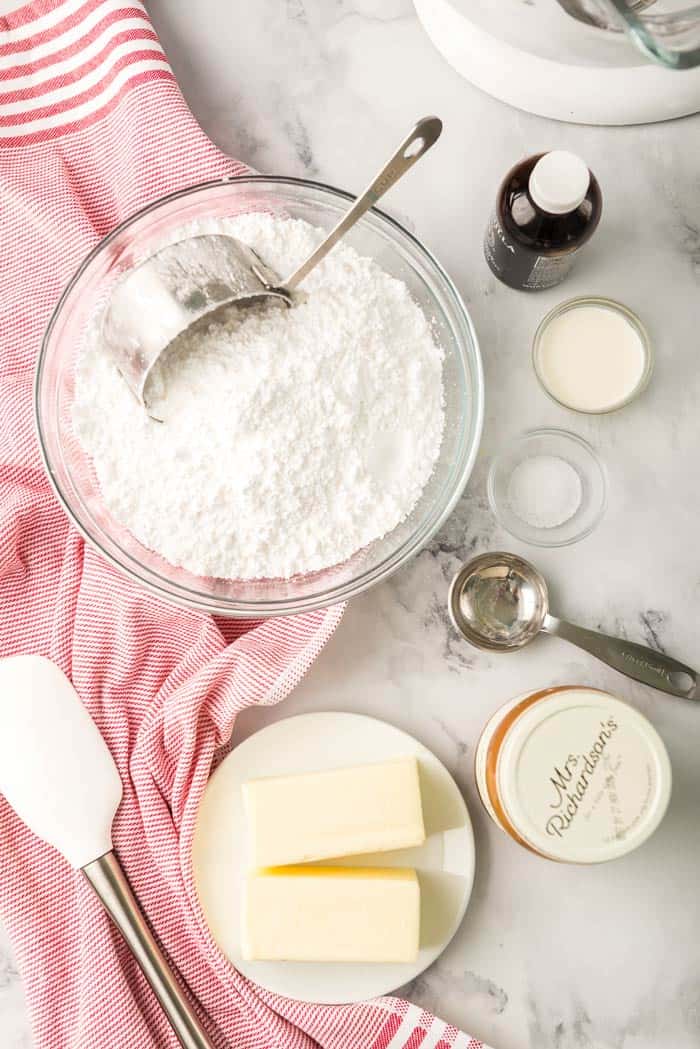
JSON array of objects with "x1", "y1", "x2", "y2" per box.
[{"x1": 488, "y1": 428, "x2": 607, "y2": 547}]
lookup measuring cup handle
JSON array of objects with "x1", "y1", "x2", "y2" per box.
[
  {"x1": 282, "y1": 116, "x2": 442, "y2": 292},
  {"x1": 544, "y1": 615, "x2": 698, "y2": 700}
]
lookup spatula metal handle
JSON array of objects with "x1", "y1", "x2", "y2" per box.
[
  {"x1": 282, "y1": 115, "x2": 442, "y2": 291},
  {"x1": 83, "y1": 852, "x2": 216, "y2": 1049}
]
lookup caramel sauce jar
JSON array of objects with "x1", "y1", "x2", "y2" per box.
[{"x1": 475, "y1": 686, "x2": 671, "y2": 864}]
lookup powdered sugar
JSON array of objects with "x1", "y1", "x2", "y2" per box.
[{"x1": 73, "y1": 213, "x2": 445, "y2": 580}]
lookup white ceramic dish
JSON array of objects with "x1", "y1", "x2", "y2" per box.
[
  {"x1": 192, "y1": 711, "x2": 475, "y2": 1004},
  {"x1": 414, "y1": 0, "x2": 700, "y2": 125}
]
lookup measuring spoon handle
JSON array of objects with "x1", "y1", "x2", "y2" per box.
[
  {"x1": 543, "y1": 615, "x2": 698, "y2": 700},
  {"x1": 282, "y1": 116, "x2": 442, "y2": 291}
]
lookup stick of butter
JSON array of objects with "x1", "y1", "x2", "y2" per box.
[
  {"x1": 242, "y1": 866, "x2": 420, "y2": 962},
  {"x1": 243, "y1": 756, "x2": 426, "y2": 867}
]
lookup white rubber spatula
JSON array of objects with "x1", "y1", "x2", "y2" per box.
[{"x1": 0, "y1": 655, "x2": 216, "y2": 1049}]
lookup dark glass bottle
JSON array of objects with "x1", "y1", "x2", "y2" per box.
[{"x1": 484, "y1": 151, "x2": 602, "y2": 291}]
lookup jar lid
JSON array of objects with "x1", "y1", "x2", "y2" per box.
[
  {"x1": 497, "y1": 687, "x2": 671, "y2": 863},
  {"x1": 529, "y1": 151, "x2": 590, "y2": 215}
]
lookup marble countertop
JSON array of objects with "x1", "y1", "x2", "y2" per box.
[{"x1": 2, "y1": 2, "x2": 700, "y2": 1047}]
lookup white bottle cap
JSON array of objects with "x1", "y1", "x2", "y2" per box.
[{"x1": 529, "y1": 151, "x2": 591, "y2": 215}]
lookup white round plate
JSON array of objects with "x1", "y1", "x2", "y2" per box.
[
  {"x1": 192, "y1": 711, "x2": 475, "y2": 1004},
  {"x1": 415, "y1": 0, "x2": 700, "y2": 125}
]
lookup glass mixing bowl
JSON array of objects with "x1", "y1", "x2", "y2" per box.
[
  {"x1": 557, "y1": 0, "x2": 700, "y2": 69},
  {"x1": 36, "y1": 176, "x2": 483, "y2": 617}
]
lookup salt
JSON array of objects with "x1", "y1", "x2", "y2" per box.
[
  {"x1": 73, "y1": 213, "x2": 445, "y2": 581},
  {"x1": 506, "y1": 455, "x2": 582, "y2": 530}
]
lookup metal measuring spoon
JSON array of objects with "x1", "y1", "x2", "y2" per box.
[
  {"x1": 448, "y1": 551, "x2": 698, "y2": 700},
  {"x1": 103, "y1": 115, "x2": 442, "y2": 413}
]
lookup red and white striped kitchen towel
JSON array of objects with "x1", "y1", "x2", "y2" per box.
[{"x1": 0, "y1": 3, "x2": 488, "y2": 1048}]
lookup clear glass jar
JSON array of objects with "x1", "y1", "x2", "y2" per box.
[{"x1": 475, "y1": 685, "x2": 672, "y2": 863}]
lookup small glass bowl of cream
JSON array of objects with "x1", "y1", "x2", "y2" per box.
[
  {"x1": 488, "y1": 428, "x2": 607, "y2": 547},
  {"x1": 532, "y1": 296, "x2": 653, "y2": 413}
]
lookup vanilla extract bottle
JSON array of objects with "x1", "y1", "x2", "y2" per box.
[{"x1": 484, "y1": 150, "x2": 602, "y2": 291}]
